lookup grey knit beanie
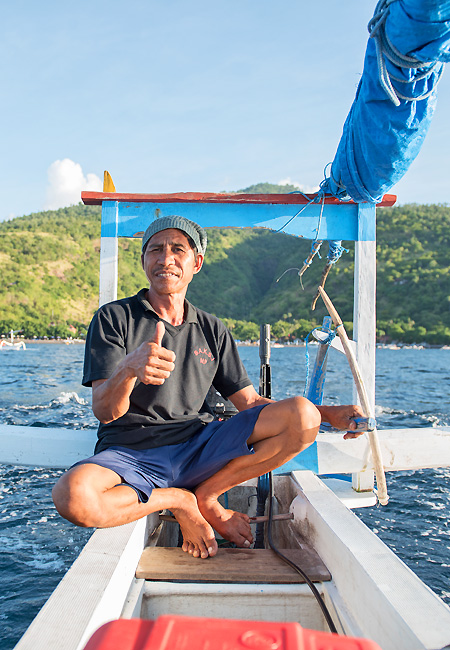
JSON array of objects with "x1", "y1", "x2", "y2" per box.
[{"x1": 141, "y1": 215, "x2": 207, "y2": 256}]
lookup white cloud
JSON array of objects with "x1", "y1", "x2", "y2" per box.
[
  {"x1": 44, "y1": 159, "x2": 102, "y2": 210},
  {"x1": 278, "y1": 177, "x2": 301, "y2": 188},
  {"x1": 278, "y1": 177, "x2": 319, "y2": 194}
]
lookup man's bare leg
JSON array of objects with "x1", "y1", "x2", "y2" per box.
[
  {"x1": 195, "y1": 396, "x2": 320, "y2": 547},
  {"x1": 52, "y1": 464, "x2": 217, "y2": 559}
]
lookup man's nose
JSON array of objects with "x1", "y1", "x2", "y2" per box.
[{"x1": 157, "y1": 246, "x2": 175, "y2": 264}]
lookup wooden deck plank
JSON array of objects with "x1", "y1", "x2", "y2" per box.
[{"x1": 136, "y1": 547, "x2": 331, "y2": 584}]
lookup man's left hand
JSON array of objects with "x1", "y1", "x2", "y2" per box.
[{"x1": 318, "y1": 404, "x2": 366, "y2": 438}]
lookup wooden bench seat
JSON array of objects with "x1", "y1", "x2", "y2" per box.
[{"x1": 136, "y1": 546, "x2": 331, "y2": 584}]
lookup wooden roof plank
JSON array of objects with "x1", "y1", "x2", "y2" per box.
[{"x1": 82, "y1": 191, "x2": 397, "y2": 207}]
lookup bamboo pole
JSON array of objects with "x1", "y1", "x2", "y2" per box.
[
  {"x1": 318, "y1": 287, "x2": 389, "y2": 505},
  {"x1": 311, "y1": 262, "x2": 332, "y2": 310}
]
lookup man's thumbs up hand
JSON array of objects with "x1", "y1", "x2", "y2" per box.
[
  {"x1": 151, "y1": 321, "x2": 166, "y2": 347},
  {"x1": 128, "y1": 321, "x2": 176, "y2": 385}
]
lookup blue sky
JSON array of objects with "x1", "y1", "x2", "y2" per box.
[{"x1": 1, "y1": 0, "x2": 449, "y2": 221}]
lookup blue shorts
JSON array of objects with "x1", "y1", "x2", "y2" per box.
[{"x1": 74, "y1": 404, "x2": 267, "y2": 502}]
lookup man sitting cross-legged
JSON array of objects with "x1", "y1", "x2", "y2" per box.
[{"x1": 52, "y1": 215, "x2": 364, "y2": 559}]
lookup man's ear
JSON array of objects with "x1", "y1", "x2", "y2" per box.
[
  {"x1": 141, "y1": 253, "x2": 145, "y2": 269},
  {"x1": 193, "y1": 254, "x2": 204, "y2": 274}
]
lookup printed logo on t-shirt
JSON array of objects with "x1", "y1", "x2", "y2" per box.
[{"x1": 194, "y1": 347, "x2": 215, "y2": 365}]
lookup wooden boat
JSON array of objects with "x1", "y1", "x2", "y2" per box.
[
  {"x1": 3, "y1": 185, "x2": 450, "y2": 650},
  {"x1": 9, "y1": 464, "x2": 450, "y2": 650}
]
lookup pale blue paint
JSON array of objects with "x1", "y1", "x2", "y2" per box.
[
  {"x1": 273, "y1": 441, "x2": 319, "y2": 474},
  {"x1": 100, "y1": 199, "x2": 376, "y2": 242},
  {"x1": 101, "y1": 201, "x2": 119, "y2": 237}
]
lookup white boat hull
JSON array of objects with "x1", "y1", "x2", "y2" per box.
[
  {"x1": 0, "y1": 341, "x2": 26, "y2": 350},
  {"x1": 13, "y1": 472, "x2": 450, "y2": 650}
]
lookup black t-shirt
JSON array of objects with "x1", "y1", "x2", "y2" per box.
[{"x1": 83, "y1": 289, "x2": 252, "y2": 453}]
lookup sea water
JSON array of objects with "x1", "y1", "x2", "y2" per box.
[{"x1": 0, "y1": 343, "x2": 449, "y2": 649}]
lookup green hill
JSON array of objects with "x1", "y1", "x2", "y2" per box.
[{"x1": 0, "y1": 194, "x2": 449, "y2": 343}]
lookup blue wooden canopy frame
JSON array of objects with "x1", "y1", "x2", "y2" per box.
[
  {"x1": 82, "y1": 190, "x2": 396, "y2": 482},
  {"x1": 83, "y1": 191, "x2": 395, "y2": 243}
]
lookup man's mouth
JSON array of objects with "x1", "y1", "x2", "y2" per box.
[{"x1": 155, "y1": 270, "x2": 178, "y2": 278}]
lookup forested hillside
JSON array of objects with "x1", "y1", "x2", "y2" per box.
[{"x1": 0, "y1": 194, "x2": 449, "y2": 343}]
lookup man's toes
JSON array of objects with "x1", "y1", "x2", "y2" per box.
[
  {"x1": 183, "y1": 541, "x2": 195, "y2": 554},
  {"x1": 207, "y1": 540, "x2": 218, "y2": 557},
  {"x1": 196, "y1": 539, "x2": 211, "y2": 559},
  {"x1": 239, "y1": 540, "x2": 252, "y2": 548},
  {"x1": 234, "y1": 532, "x2": 253, "y2": 548},
  {"x1": 190, "y1": 541, "x2": 210, "y2": 559}
]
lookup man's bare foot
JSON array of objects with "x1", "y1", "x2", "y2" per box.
[
  {"x1": 195, "y1": 490, "x2": 253, "y2": 548},
  {"x1": 171, "y1": 489, "x2": 218, "y2": 559}
]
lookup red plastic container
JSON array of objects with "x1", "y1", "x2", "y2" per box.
[{"x1": 83, "y1": 615, "x2": 382, "y2": 650}]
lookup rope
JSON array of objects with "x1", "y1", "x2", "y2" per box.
[
  {"x1": 275, "y1": 193, "x2": 319, "y2": 233},
  {"x1": 275, "y1": 171, "x2": 347, "y2": 292},
  {"x1": 327, "y1": 240, "x2": 348, "y2": 265},
  {"x1": 303, "y1": 327, "x2": 336, "y2": 397},
  {"x1": 303, "y1": 330, "x2": 313, "y2": 397},
  {"x1": 277, "y1": 168, "x2": 329, "y2": 235},
  {"x1": 368, "y1": 0, "x2": 446, "y2": 105},
  {"x1": 275, "y1": 267, "x2": 303, "y2": 286},
  {"x1": 313, "y1": 192, "x2": 325, "y2": 242}
]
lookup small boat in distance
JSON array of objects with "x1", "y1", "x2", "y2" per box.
[{"x1": 0, "y1": 330, "x2": 26, "y2": 351}]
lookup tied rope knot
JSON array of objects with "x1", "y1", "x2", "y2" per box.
[
  {"x1": 303, "y1": 241, "x2": 323, "y2": 268},
  {"x1": 368, "y1": 0, "x2": 445, "y2": 105},
  {"x1": 275, "y1": 169, "x2": 348, "y2": 298},
  {"x1": 327, "y1": 240, "x2": 348, "y2": 265}
]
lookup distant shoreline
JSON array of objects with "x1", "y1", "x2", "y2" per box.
[
  {"x1": 21, "y1": 339, "x2": 85, "y2": 345},
  {"x1": 9, "y1": 339, "x2": 450, "y2": 349}
]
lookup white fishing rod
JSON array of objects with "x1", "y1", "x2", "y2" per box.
[{"x1": 318, "y1": 287, "x2": 389, "y2": 506}]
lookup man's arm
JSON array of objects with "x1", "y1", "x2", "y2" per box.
[
  {"x1": 227, "y1": 385, "x2": 274, "y2": 411},
  {"x1": 91, "y1": 322, "x2": 175, "y2": 423}
]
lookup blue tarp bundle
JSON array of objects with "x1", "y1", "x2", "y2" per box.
[{"x1": 327, "y1": 0, "x2": 450, "y2": 203}]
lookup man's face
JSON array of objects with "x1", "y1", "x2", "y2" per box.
[{"x1": 141, "y1": 228, "x2": 203, "y2": 296}]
